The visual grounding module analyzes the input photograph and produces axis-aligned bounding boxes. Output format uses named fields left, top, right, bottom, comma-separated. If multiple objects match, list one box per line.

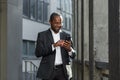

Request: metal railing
left=22, top=60, right=41, bottom=80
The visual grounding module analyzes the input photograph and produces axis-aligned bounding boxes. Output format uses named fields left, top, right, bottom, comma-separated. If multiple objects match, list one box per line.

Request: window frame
left=57, top=0, right=73, bottom=31
left=23, top=0, right=50, bottom=24
left=22, top=40, right=37, bottom=59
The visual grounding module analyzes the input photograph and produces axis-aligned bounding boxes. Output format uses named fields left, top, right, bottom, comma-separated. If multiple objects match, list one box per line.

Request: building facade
left=72, top=0, right=120, bottom=80
left=72, top=0, right=109, bottom=80
left=0, top=0, right=120, bottom=80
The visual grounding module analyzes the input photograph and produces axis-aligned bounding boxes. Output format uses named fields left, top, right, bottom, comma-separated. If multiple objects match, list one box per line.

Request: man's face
left=50, top=16, right=62, bottom=33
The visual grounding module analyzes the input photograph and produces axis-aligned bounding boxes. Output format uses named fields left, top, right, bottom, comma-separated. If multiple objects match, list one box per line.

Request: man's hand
left=53, top=40, right=65, bottom=47
left=53, top=40, right=72, bottom=52
left=63, top=40, right=72, bottom=52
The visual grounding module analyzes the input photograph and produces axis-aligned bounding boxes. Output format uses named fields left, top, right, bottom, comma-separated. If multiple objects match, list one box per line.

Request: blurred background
left=0, top=0, right=119, bottom=80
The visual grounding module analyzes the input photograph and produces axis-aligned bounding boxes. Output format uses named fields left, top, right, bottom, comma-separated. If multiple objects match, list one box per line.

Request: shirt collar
left=50, top=28, right=62, bottom=34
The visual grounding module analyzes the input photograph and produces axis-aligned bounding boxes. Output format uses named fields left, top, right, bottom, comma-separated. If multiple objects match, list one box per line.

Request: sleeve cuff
left=52, top=44, right=55, bottom=51
left=68, top=47, right=75, bottom=56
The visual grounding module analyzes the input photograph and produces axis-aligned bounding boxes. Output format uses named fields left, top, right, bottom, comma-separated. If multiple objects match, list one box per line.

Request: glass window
left=61, top=0, right=65, bottom=11
left=23, top=40, right=27, bottom=56
left=69, top=17, right=72, bottom=31
left=57, top=0, right=73, bottom=31
left=66, top=15, right=71, bottom=30
left=29, top=41, right=35, bottom=56
left=57, top=0, right=61, bottom=10
left=43, top=2, right=49, bottom=23
left=23, top=40, right=36, bottom=58
left=38, top=0, right=43, bottom=21
left=65, top=16, right=68, bottom=30
left=23, top=0, right=29, bottom=17
left=23, top=0, right=50, bottom=23
left=69, top=0, right=72, bottom=14
left=30, top=0, right=37, bottom=20
left=62, top=12, right=65, bottom=29
left=65, top=0, right=69, bottom=12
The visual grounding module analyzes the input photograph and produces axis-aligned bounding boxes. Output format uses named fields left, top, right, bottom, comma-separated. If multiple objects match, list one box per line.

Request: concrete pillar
left=0, top=0, right=22, bottom=80
left=72, top=0, right=82, bottom=80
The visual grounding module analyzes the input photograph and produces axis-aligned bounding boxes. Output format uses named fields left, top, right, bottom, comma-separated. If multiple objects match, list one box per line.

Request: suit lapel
left=46, top=29, right=54, bottom=44
left=46, top=29, right=66, bottom=45
left=60, top=31, right=66, bottom=57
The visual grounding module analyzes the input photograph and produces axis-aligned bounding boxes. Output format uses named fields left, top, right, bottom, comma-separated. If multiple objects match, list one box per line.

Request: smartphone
left=66, top=36, right=71, bottom=41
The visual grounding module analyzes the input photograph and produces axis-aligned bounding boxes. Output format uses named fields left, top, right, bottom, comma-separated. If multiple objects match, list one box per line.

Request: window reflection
left=57, top=0, right=72, bottom=31
left=23, top=40, right=35, bottom=58
left=23, top=0, right=29, bottom=17
left=23, top=0, right=72, bottom=29
left=30, top=0, right=37, bottom=20
left=38, top=0, right=43, bottom=21
left=23, top=0, right=50, bottom=23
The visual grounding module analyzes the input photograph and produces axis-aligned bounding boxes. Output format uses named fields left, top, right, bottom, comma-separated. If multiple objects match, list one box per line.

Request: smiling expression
left=49, top=16, right=62, bottom=33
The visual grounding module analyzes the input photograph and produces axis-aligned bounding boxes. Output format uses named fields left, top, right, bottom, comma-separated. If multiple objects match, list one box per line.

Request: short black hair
left=49, top=12, right=60, bottom=21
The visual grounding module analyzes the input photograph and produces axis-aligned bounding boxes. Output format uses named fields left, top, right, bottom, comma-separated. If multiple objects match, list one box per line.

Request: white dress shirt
left=50, top=29, right=75, bottom=65
left=50, top=29, right=63, bottom=65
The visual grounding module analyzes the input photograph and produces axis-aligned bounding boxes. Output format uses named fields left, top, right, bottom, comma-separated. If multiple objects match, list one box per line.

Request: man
left=35, top=12, right=76, bottom=80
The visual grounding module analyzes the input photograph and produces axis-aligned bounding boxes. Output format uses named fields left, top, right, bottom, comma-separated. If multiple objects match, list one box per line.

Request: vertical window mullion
left=28, top=0, right=30, bottom=18
left=43, top=1, right=44, bottom=22
left=36, top=0, right=38, bottom=21
left=35, top=0, right=37, bottom=20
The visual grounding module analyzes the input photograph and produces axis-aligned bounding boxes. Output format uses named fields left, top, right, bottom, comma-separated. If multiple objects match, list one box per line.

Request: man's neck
left=50, top=28, right=62, bottom=34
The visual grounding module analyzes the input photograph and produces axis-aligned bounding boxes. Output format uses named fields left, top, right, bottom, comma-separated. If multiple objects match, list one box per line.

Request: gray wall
left=72, top=0, right=108, bottom=80
left=94, top=0, right=108, bottom=62
left=0, top=0, right=22, bottom=80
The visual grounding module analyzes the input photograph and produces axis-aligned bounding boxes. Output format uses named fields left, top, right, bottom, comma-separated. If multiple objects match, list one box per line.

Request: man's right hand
left=53, top=40, right=65, bottom=47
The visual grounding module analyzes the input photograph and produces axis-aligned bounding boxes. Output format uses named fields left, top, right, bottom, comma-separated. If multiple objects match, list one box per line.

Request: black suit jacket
left=35, top=29, right=75, bottom=79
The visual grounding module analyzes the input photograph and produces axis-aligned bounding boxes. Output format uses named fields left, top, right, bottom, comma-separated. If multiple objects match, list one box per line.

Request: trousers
left=42, top=65, right=67, bottom=80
